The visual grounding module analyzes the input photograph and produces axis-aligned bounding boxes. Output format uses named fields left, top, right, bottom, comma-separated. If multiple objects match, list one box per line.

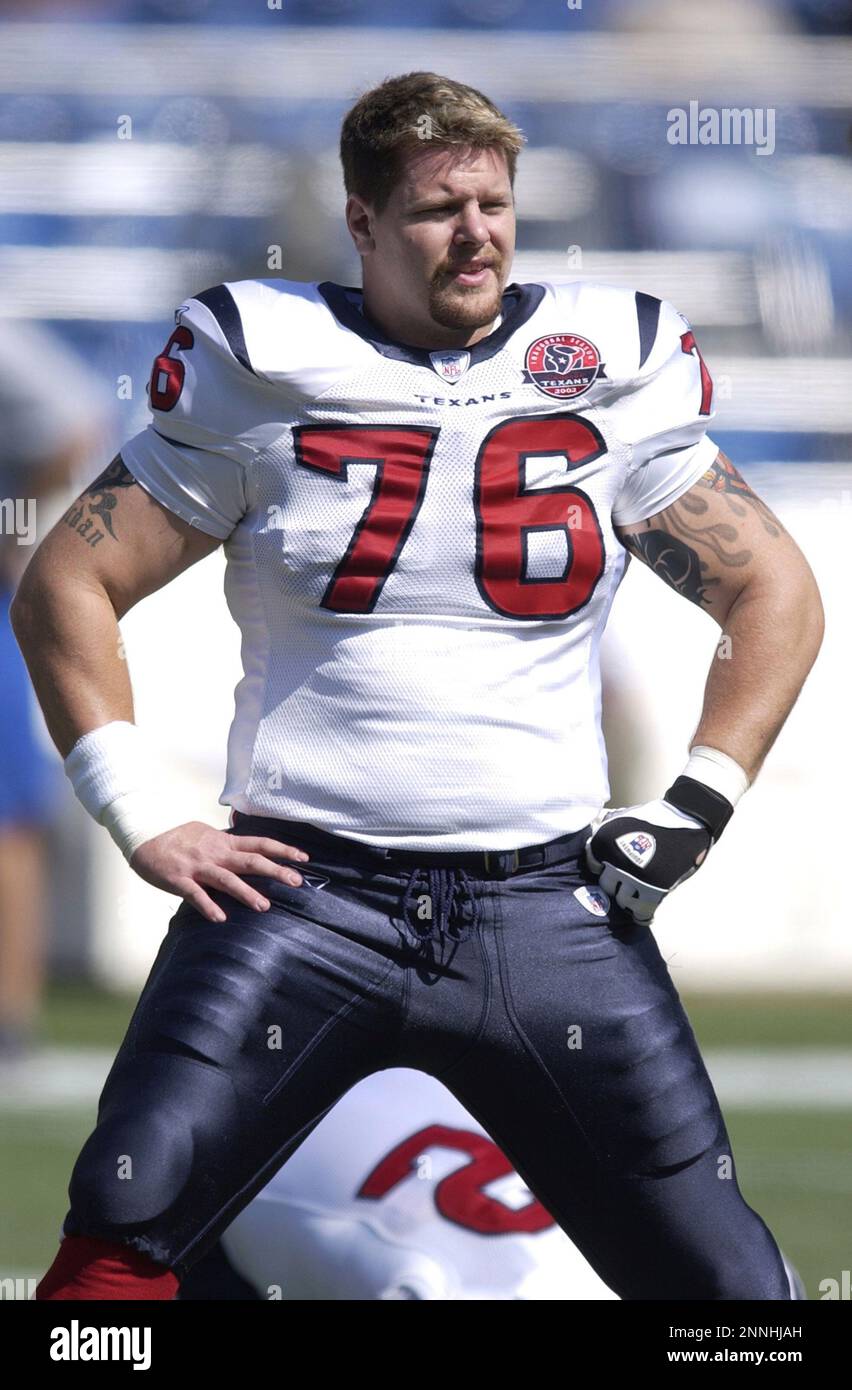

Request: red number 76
left=292, top=414, right=607, bottom=621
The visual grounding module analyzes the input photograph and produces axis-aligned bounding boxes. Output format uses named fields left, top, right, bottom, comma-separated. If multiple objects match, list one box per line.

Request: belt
left=231, top=812, right=591, bottom=882
left=230, top=814, right=591, bottom=954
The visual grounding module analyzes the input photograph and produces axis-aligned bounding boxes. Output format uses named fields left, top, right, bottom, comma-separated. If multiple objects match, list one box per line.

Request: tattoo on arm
left=699, top=453, right=783, bottom=539
left=62, top=454, right=137, bottom=548
left=619, top=451, right=785, bottom=609
left=620, top=528, right=719, bottom=606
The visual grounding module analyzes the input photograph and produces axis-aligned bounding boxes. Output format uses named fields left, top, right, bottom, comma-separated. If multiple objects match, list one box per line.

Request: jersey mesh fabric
left=127, top=278, right=718, bottom=850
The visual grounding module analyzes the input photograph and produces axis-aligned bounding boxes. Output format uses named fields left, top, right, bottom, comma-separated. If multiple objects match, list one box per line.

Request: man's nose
left=453, top=204, right=489, bottom=243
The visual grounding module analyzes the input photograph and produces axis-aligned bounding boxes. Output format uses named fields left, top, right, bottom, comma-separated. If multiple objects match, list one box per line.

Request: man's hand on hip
left=585, top=799, right=712, bottom=925
left=129, top=823, right=311, bottom=923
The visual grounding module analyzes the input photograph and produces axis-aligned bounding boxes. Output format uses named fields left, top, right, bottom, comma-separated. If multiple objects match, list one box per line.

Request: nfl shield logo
left=574, top=885, right=610, bottom=917
left=429, top=349, right=471, bottom=382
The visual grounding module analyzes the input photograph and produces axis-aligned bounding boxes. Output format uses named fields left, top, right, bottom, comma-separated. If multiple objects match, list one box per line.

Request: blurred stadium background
left=1, top=0, right=850, bottom=1299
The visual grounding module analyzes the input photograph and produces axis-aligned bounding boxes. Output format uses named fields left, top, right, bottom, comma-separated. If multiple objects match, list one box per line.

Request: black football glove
left=585, top=775, right=735, bottom=924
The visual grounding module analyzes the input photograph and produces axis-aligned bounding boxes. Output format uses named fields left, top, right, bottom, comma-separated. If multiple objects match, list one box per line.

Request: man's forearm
left=690, top=565, right=824, bottom=783
left=10, top=579, right=134, bottom=760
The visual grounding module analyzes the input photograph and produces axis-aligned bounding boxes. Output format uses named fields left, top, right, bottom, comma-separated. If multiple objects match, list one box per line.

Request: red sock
left=35, top=1235, right=180, bottom=1300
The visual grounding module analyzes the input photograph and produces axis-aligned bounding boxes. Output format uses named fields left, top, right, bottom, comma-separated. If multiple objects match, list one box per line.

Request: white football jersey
left=121, top=277, right=718, bottom=849
left=219, top=1067, right=618, bottom=1300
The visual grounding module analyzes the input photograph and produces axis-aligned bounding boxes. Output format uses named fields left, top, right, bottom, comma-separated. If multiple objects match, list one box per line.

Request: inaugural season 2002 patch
left=523, top=333, right=606, bottom=400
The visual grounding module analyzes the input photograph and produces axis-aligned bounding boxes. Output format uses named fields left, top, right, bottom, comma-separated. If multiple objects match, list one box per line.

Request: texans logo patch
left=522, top=333, right=607, bottom=400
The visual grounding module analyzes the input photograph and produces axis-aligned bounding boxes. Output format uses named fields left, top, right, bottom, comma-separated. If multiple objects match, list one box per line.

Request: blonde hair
left=340, top=71, right=525, bottom=212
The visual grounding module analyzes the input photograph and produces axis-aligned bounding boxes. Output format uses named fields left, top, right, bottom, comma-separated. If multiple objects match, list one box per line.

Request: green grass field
left=3, top=983, right=850, bottom=1297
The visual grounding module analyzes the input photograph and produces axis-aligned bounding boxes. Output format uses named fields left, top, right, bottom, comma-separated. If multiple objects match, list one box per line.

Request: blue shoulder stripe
left=634, top=291, right=662, bottom=369
left=193, top=284, right=255, bottom=376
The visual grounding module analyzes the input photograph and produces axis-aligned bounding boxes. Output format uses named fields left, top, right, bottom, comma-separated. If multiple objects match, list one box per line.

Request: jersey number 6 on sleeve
left=293, top=416, right=606, bottom=621
left=148, top=326, right=194, bottom=412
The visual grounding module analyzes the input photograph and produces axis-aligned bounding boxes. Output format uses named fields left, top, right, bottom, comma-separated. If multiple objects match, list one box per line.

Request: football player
left=16, top=72, right=823, bottom=1301
left=174, top=1067, right=807, bottom=1300
left=179, top=1067, right=620, bottom=1301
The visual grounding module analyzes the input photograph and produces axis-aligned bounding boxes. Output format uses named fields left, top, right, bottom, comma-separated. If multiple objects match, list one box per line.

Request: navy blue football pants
left=62, top=814, right=791, bottom=1299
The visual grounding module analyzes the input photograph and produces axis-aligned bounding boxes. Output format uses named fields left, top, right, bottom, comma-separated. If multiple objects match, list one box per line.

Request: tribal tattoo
left=698, top=453, right=783, bottom=539
left=620, top=527, right=719, bottom=607
left=619, top=452, right=785, bottom=609
left=62, top=454, right=137, bottom=548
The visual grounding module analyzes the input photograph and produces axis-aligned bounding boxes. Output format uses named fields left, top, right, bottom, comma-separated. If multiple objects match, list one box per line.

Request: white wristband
left=684, top=745, right=750, bottom=808
left=64, top=721, right=180, bottom=862
left=100, top=790, right=179, bottom=863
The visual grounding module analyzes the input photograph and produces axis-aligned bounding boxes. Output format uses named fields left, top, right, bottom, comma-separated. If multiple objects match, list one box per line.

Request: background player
left=177, top=1066, right=807, bottom=1301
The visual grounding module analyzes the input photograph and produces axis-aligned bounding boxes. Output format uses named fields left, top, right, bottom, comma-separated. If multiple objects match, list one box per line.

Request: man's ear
left=345, top=195, right=376, bottom=256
